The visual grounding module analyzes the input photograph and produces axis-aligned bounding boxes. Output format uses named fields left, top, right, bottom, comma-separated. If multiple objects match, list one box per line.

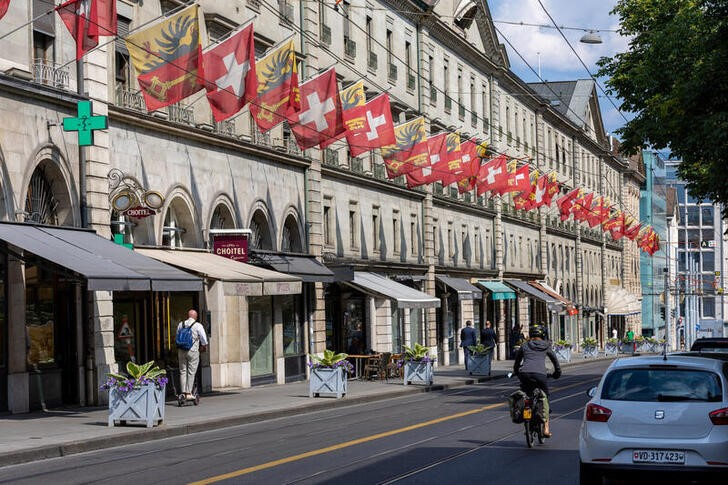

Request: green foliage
left=309, top=349, right=348, bottom=368
left=554, top=340, right=572, bottom=349
left=606, top=337, right=619, bottom=345
left=107, top=361, right=166, bottom=381
left=467, top=344, right=494, bottom=356
left=597, top=0, right=728, bottom=216
left=403, top=343, right=431, bottom=361
left=582, top=337, right=598, bottom=348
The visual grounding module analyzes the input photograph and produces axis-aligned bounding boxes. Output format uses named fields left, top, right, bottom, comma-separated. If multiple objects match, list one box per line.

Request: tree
left=598, top=0, right=728, bottom=215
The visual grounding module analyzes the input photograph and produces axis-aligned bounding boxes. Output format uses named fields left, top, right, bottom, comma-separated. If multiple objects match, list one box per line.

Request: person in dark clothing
left=513, top=324, right=561, bottom=437
left=480, top=320, right=497, bottom=363
left=510, top=324, right=525, bottom=359
left=460, top=320, right=478, bottom=369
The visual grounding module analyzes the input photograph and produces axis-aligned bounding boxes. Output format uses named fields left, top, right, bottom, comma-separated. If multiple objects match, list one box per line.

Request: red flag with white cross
left=476, top=155, right=508, bottom=196
left=513, top=168, right=538, bottom=210
left=346, top=93, right=395, bottom=156
left=430, top=133, right=463, bottom=186
left=503, top=163, right=531, bottom=195
left=289, top=68, right=345, bottom=149
left=406, top=132, right=446, bottom=188
left=57, top=0, right=116, bottom=60
left=203, top=23, right=257, bottom=122
left=456, top=140, right=482, bottom=193
left=556, top=188, right=580, bottom=221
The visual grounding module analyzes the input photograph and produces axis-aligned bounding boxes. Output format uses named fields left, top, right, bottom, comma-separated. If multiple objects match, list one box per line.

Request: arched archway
left=24, top=161, right=75, bottom=226
left=249, top=208, right=274, bottom=250
left=162, top=196, right=199, bottom=248
left=210, top=202, right=236, bottom=230
left=281, top=213, right=304, bottom=253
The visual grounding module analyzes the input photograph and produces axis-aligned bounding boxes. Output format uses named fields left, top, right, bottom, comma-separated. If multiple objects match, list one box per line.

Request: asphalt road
left=0, top=360, right=610, bottom=485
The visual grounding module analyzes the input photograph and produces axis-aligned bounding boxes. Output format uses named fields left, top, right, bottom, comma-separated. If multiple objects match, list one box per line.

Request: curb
left=0, top=357, right=616, bottom=468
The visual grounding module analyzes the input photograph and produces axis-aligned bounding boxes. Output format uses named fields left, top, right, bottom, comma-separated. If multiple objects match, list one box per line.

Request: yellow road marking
left=189, top=379, right=594, bottom=484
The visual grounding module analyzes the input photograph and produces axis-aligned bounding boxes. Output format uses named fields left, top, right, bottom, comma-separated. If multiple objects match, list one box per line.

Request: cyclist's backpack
left=508, top=390, right=527, bottom=423
left=175, top=322, right=194, bottom=351
left=532, top=388, right=547, bottom=421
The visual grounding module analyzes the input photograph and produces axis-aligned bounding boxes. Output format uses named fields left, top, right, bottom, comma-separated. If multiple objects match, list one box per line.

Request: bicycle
left=508, top=372, right=553, bottom=448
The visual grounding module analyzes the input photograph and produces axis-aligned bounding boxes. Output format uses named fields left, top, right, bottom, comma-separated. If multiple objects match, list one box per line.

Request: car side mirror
left=587, top=386, right=597, bottom=398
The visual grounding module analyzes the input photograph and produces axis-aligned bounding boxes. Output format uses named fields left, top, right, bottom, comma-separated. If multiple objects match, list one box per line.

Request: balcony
left=323, top=148, right=338, bottom=166
left=115, top=86, right=145, bottom=112
left=32, top=59, right=70, bottom=90
left=367, top=51, right=377, bottom=71
left=407, top=72, right=416, bottom=92
left=444, top=95, right=452, bottom=112
left=458, top=104, right=465, bottom=120
left=350, top=156, right=363, bottom=173
left=483, top=118, right=489, bottom=132
left=434, top=182, right=444, bottom=195
left=430, top=86, right=437, bottom=104
left=388, top=63, right=397, bottom=82
left=168, top=103, right=194, bottom=126
left=213, top=118, right=235, bottom=137
left=284, top=138, right=303, bottom=156
left=253, top=127, right=271, bottom=146
left=374, top=162, right=386, bottom=179
left=321, top=24, right=332, bottom=45
left=344, top=38, right=356, bottom=60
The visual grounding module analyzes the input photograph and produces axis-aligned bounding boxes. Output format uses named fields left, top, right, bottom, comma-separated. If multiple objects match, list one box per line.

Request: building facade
left=665, top=158, right=727, bottom=344
left=0, top=0, right=641, bottom=413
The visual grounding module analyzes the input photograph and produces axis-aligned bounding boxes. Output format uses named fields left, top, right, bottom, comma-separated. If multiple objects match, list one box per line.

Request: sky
left=489, top=0, right=633, bottom=137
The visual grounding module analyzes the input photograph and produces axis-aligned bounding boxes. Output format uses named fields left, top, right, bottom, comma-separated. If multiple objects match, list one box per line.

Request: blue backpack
left=176, top=322, right=194, bottom=351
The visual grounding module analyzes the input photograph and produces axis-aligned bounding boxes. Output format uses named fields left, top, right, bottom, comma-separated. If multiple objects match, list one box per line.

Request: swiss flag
left=513, top=169, right=538, bottom=210
left=289, top=68, right=344, bottom=149
left=430, top=133, right=463, bottom=186
left=203, top=24, right=257, bottom=122
left=572, top=191, right=594, bottom=223
left=556, top=188, right=579, bottom=221
left=504, top=163, right=531, bottom=195
left=347, top=94, right=395, bottom=156
left=57, top=0, right=116, bottom=60
left=542, top=172, right=561, bottom=206
left=456, top=140, right=481, bottom=193
left=476, top=155, right=508, bottom=196
left=406, top=132, right=446, bottom=189
left=529, top=173, right=549, bottom=209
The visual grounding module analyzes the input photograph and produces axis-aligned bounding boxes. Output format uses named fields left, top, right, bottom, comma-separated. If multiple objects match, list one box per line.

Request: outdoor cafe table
left=347, top=354, right=378, bottom=380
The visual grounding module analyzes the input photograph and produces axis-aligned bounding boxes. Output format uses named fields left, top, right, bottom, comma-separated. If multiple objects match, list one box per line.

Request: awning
left=251, top=252, right=335, bottom=283
left=436, top=275, right=482, bottom=300
left=605, top=286, right=641, bottom=316
left=477, top=281, right=516, bottom=300
left=505, top=279, right=562, bottom=312
left=530, top=281, right=577, bottom=315
left=0, top=223, right=202, bottom=291
left=346, top=272, right=440, bottom=309
left=136, top=248, right=301, bottom=296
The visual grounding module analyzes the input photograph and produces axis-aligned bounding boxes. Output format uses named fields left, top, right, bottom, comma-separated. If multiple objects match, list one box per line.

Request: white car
left=579, top=355, right=728, bottom=483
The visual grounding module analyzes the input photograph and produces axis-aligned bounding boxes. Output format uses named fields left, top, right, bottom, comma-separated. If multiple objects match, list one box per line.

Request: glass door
left=249, top=296, right=274, bottom=378
left=448, top=294, right=459, bottom=364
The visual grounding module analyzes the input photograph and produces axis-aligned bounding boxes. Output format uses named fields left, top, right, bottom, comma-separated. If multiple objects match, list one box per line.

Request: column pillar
left=7, top=251, right=28, bottom=413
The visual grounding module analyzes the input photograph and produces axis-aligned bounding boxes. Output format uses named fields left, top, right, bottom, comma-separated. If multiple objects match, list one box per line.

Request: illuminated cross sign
left=63, top=101, right=108, bottom=146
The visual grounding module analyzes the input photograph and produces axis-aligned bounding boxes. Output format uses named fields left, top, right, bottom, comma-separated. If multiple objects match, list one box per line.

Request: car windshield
left=601, top=368, right=723, bottom=402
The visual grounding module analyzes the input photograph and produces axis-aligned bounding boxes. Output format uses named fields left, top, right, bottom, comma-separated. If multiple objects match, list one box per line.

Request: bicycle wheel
left=524, top=421, right=533, bottom=448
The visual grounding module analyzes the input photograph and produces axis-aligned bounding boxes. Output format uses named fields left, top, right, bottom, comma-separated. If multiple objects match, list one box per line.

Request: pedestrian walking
left=481, top=320, right=497, bottom=363
left=510, top=324, right=525, bottom=359
left=460, top=320, right=477, bottom=370
left=176, top=309, right=208, bottom=400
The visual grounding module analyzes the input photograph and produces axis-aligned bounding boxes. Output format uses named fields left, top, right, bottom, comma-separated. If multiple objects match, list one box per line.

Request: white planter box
left=108, top=384, right=165, bottom=428
left=620, top=342, right=636, bottom=354
left=404, top=361, right=433, bottom=386
left=604, top=343, right=619, bottom=356
left=582, top=346, right=598, bottom=359
left=554, top=347, right=572, bottom=362
left=466, top=354, right=492, bottom=376
left=309, top=367, right=347, bottom=398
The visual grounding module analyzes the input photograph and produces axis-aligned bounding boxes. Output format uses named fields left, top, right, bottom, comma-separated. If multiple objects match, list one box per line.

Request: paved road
left=0, top=360, right=609, bottom=485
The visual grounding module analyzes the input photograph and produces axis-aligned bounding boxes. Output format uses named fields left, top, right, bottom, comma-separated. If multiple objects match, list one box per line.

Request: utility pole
left=664, top=267, right=671, bottom=351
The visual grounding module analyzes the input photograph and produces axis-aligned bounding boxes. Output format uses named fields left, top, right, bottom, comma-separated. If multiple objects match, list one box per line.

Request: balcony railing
left=367, top=51, right=377, bottom=71
left=323, top=148, right=338, bottom=166
left=213, top=118, right=235, bottom=137
left=350, top=157, right=363, bottom=173
left=388, top=63, right=397, bottom=82
left=407, top=72, right=416, bottom=91
left=32, top=59, right=70, bottom=90
left=279, top=0, right=294, bottom=23
left=284, top=138, right=303, bottom=156
left=168, top=103, right=194, bottom=125
left=247, top=0, right=261, bottom=10
left=434, top=182, right=444, bottom=195
left=374, top=162, right=386, bottom=179
left=253, top=127, right=271, bottom=146
left=344, top=38, right=356, bottom=59
left=115, top=86, right=146, bottom=112
left=321, top=24, right=332, bottom=45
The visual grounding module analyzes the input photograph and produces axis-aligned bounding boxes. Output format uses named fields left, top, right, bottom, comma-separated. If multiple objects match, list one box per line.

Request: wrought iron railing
left=213, top=118, right=235, bottom=137
left=32, top=59, right=70, bottom=90
left=168, top=103, right=194, bottom=125
left=115, top=86, right=146, bottom=112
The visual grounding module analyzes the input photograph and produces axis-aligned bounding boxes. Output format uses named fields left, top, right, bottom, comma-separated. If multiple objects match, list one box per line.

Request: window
left=470, top=77, right=476, bottom=113
left=392, top=210, right=400, bottom=253
left=447, top=222, right=454, bottom=257
left=386, top=29, right=393, bottom=71
left=702, top=250, right=715, bottom=272
left=505, top=105, right=511, bottom=138
left=372, top=206, right=380, bottom=251
left=461, top=225, right=467, bottom=259
left=474, top=229, right=480, bottom=263
left=432, top=218, right=439, bottom=257
left=701, top=206, right=714, bottom=226
left=343, top=0, right=351, bottom=42
left=443, top=60, right=450, bottom=110
left=601, top=368, right=722, bottom=402
left=702, top=297, right=715, bottom=318
left=481, top=84, right=489, bottom=128
left=366, top=16, right=373, bottom=55
left=349, top=202, right=359, bottom=249
left=405, top=41, right=412, bottom=74
left=428, top=56, right=435, bottom=105
left=457, top=68, right=463, bottom=107
left=323, top=196, right=333, bottom=246
left=410, top=214, right=417, bottom=255
left=687, top=207, right=700, bottom=226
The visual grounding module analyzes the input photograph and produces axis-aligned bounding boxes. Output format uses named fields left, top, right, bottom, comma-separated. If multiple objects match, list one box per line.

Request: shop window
left=249, top=296, right=274, bottom=377
left=25, top=264, right=55, bottom=367
left=702, top=250, right=715, bottom=272
left=281, top=295, right=303, bottom=356
left=25, top=167, right=59, bottom=225
left=702, top=297, right=715, bottom=318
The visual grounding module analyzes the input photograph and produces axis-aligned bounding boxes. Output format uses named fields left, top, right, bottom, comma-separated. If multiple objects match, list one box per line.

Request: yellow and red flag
left=513, top=169, right=539, bottom=210
left=542, top=172, right=561, bottom=206
left=429, top=133, right=462, bottom=186
left=250, top=38, right=300, bottom=133
left=456, top=140, right=481, bottom=193
left=406, top=132, right=446, bottom=189
left=381, top=117, right=428, bottom=179
left=339, top=80, right=367, bottom=152
left=125, top=5, right=203, bottom=111
left=556, top=188, right=579, bottom=221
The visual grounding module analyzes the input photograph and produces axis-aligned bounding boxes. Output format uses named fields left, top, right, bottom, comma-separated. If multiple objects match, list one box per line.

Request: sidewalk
left=0, top=354, right=614, bottom=467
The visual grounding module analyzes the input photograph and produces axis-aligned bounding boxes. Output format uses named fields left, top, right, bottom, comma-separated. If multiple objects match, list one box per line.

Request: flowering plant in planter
left=467, top=343, right=494, bottom=356
left=100, top=361, right=168, bottom=392
left=581, top=337, right=598, bottom=348
left=308, top=349, right=354, bottom=375
left=403, top=343, right=436, bottom=363
left=553, top=340, right=573, bottom=351
left=606, top=337, right=619, bottom=345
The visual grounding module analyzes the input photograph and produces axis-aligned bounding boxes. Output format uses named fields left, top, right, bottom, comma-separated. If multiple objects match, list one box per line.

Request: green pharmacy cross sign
left=63, top=101, right=108, bottom=146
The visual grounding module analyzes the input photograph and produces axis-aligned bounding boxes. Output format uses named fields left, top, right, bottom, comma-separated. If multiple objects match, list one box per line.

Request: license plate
left=632, top=450, right=685, bottom=464
left=523, top=408, right=532, bottom=420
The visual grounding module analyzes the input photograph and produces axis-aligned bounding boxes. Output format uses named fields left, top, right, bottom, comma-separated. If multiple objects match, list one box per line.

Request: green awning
left=477, top=281, right=517, bottom=301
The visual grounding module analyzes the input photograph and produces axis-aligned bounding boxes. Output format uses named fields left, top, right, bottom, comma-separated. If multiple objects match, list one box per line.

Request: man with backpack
left=176, top=309, right=208, bottom=400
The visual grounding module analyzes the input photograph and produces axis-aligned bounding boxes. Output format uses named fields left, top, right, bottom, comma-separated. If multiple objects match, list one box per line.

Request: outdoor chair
left=388, top=353, right=403, bottom=379
left=363, top=355, right=382, bottom=380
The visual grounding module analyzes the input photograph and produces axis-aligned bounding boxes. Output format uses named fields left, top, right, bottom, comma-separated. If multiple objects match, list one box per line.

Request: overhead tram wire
left=535, top=0, right=629, bottom=124
left=57, top=0, right=650, bottom=236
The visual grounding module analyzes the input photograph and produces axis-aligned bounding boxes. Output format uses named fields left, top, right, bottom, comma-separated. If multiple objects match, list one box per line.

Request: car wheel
left=579, top=462, right=600, bottom=485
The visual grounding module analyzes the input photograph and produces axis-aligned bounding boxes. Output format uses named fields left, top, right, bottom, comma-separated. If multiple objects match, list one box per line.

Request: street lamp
left=580, top=30, right=603, bottom=44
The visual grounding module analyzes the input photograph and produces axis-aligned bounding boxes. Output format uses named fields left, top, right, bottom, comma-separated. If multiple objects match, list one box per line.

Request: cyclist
left=513, top=324, right=561, bottom=437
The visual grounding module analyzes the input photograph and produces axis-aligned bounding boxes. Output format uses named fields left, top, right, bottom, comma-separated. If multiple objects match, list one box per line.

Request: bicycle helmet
left=529, top=324, right=546, bottom=339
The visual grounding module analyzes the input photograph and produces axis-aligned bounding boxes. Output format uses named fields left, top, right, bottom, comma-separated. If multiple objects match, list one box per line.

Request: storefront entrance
left=324, top=284, right=367, bottom=355
left=249, top=296, right=274, bottom=382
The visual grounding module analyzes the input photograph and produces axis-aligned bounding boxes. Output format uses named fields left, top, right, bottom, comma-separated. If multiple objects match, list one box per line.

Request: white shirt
left=177, top=318, right=208, bottom=352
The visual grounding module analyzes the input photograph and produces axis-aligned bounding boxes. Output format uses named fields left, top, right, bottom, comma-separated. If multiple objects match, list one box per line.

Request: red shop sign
left=122, top=206, right=156, bottom=219
left=213, top=234, right=248, bottom=262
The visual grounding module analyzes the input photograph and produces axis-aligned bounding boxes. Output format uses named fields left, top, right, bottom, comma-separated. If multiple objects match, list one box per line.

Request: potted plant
left=644, top=336, right=660, bottom=353
left=553, top=340, right=573, bottom=362
left=403, top=343, right=435, bottom=386
left=102, top=361, right=168, bottom=428
left=466, top=344, right=494, bottom=376
left=620, top=336, right=636, bottom=354
left=581, top=337, right=598, bottom=358
left=308, top=349, right=353, bottom=398
left=605, top=337, right=619, bottom=355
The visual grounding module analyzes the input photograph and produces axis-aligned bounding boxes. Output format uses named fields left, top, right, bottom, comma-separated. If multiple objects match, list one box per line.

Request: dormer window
left=454, top=1, right=478, bottom=30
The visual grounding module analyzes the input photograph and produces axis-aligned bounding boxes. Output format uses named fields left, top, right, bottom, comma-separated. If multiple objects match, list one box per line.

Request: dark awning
left=505, top=279, right=562, bottom=312
left=252, top=252, right=335, bottom=283
left=0, top=223, right=202, bottom=291
left=436, top=275, right=482, bottom=300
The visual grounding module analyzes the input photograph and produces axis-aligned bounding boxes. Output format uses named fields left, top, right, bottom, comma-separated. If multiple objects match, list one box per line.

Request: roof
left=608, top=355, right=727, bottom=372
